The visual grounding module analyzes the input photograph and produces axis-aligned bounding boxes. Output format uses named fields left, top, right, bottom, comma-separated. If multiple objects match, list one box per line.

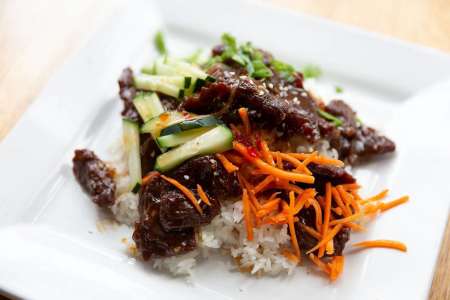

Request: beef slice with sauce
left=72, top=149, right=116, bottom=207
left=133, top=173, right=197, bottom=259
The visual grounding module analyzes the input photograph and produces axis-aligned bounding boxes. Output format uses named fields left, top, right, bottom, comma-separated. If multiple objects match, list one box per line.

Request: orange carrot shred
left=329, top=212, right=363, bottom=226
left=379, top=195, right=409, bottom=212
left=301, top=224, right=321, bottom=239
left=276, top=152, right=312, bottom=175
left=319, top=182, right=333, bottom=257
left=329, top=256, right=344, bottom=281
left=306, top=224, right=343, bottom=254
left=216, top=153, right=239, bottom=173
left=282, top=249, right=300, bottom=264
left=254, top=175, right=274, bottom=194
left=288, top=153, right=344, bottom=167
left=352, top=240, right=407, bottom=252
left=308, top=198, right=323, bottom=232
left=234, top=142, right=315, bottom=184
left=332, top=187, right=352, bottom=217
left=361, top=189, right=389, bottom=204
left=161, top=175, right=203, bottom=214
left=259, top=139, right=275, bottom=166
left=238, top=107, right=251, bottom=135
left=242, top=189, right=253, bottom=241
left=196, top=184, right=211, bottom=206
left=224, top=152, right=244, bottom=165
left=287, top=205, right=301, bottom=259
left=308, top=253, right=330, bottom=274
left=337, top=185, right=360, bottom=213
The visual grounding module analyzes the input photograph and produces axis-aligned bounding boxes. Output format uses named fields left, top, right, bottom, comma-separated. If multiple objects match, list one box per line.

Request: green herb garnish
left=317, top=109, right=343, bottom=127
left=302, top=64, right=322, bottom=79
left=272, top=59, right=296, bottom=82
left=335, top=86, right=344, bottom=93
left=154, top=31, right=167, bottom=55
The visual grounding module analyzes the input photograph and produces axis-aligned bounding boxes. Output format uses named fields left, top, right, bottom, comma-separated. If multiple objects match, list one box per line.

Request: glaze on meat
left=72, top=149, right=116, bottom=207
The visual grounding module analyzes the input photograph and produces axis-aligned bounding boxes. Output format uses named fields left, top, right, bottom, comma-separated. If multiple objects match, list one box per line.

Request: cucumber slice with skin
left=154, top=125, right=233, bottom=172
left=156, top=127, right=213, bottom=148
left=159, top=115, right=221, bottom=136
left=165, top=57, right=208, bottom=80
left=122, top=119, right=142, bottom=193
left=133, top=74, right=190, bottom=99
left=140, top=111, right=187, bottom=138
left=133, top=92, right=165, bottom=122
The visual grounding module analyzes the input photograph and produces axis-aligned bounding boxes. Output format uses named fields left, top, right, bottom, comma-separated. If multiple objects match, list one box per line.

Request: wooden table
left=0, top=1, right=449, bottom=299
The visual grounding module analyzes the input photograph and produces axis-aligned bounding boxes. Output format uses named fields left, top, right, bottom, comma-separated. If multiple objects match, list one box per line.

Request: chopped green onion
left=272, top=59, right=296, bottom=82
left=252, top=60, right=273, bottom=78
left=335, top=86, right=344, bottom=93
left=154, top=31, right=167, bottom=55
left=302, top=64, right=322, bottom=79
left=317, top=109, right=343, bottom=127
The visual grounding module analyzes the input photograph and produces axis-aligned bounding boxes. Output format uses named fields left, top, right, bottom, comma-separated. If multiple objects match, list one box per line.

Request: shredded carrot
left=301, top=151, right=318, bottom=167
left=344, top=222, right=366, bottom=231
left=341, top=183, right=361, bottom=191
left=287, top=194, right=301, bottom=259
left=242, top=189, right=253, bottom=241
left=337, top=185, right=360, bottom=213
left=379, top=195, right=409, bottom=212
left=288, top=153, right=344, bottom=167
left=266, top=191, right=281, bottom=202
left=329, top=256, right=344, bottom=281
left=161, top=175, right=203, bottom=214
left=234, top=142, right=315, bottom=184
left=248, top=189, right=262, bottom=210
left=306, top=224, right=343, bottom=254
left=319, top=183, right=333, bottom=257
left=326, top=239, right=334, bottom=255
left=282, top=249, right=300, bottom=264
left=308, top=198, right=323, bottom=232
left=259, top=139, right=275, bottom=166
left=224, top=152, right=244, bottom=165
left=361, top=189, right=389, bottom=204
left=352, top=240, right=407, bottom=252
left=308, top=253, right=330, bottom=274
left=142, top=171, right=158, bottom=185
left=293, top=189, right=315, bottom=214
left=329, top=212, right=362, bottom=226
left=275, top=152, right=312, bottom=175
left=275, top=151, right=283, bottom=169
left=254, top=175, right=274, bottom=194
left=301, top=224, right=321, bottom=239
left=216, top=153, right=238, bottom=173
left=238, top=107, right=251, bottom=135
left=196, top=184, right=211, bottom=206
left=332, top=207, right=343, bottom=216
left=331, top=187, right=352, bottom=217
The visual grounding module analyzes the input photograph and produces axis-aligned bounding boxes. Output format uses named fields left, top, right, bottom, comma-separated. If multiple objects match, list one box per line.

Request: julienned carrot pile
left=217, top=120, right=409, bottom=281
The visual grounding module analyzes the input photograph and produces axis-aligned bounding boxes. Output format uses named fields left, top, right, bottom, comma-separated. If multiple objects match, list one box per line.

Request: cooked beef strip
left=325, top=100, right=396, bottom=164
left=118, top=67, right=140, bottom=122
left=167, top=155, right=241, bottom=199
left=140, top=134, right=160, bottom=175
left=133, top=172, right=197, bottom=259
left=307, top=163, right=355, bottom=193
left=159, top=189, right=221, bottom=230
left=72, top=149, right=116, bottom=207
left=133, top=155, right=241, bottom=258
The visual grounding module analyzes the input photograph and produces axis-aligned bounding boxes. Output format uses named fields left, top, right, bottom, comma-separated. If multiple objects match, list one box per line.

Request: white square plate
left=1, top=0, right=450, bottom=299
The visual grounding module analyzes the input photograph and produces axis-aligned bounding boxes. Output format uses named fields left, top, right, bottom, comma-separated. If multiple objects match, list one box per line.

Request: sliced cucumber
left=159, top=115, right=221, bottom=136
left=133, top=74, right=190, bottom=98
left=165, top=57, right=208, bottom=80
left=156, top=127, right=212, bottom=148
left=140, top=111, right=187, bottom=138
left=122, top=119, right=142, bottom=192
left=141, top=63, right=155, bottom=75
left=133, top=92, right=165, bottom=122
left=154, top=125, right=233, bottom=172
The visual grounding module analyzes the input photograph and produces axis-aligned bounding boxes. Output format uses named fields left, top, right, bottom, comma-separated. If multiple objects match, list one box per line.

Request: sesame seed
left=184, top=175, right=190, bottom=180
left=268, top=83, right=274, bottom=89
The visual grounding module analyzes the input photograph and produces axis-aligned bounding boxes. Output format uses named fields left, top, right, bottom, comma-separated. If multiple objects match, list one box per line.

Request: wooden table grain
left=0, top=1, right=449, bottom=299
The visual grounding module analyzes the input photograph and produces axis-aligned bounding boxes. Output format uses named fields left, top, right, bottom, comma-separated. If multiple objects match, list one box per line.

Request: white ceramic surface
left=1, top=0, right=450, bottom=299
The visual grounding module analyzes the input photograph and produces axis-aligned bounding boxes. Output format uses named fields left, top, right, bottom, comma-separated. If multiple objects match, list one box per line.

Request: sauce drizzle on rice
left=218, top=118, right=409, bottom=281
